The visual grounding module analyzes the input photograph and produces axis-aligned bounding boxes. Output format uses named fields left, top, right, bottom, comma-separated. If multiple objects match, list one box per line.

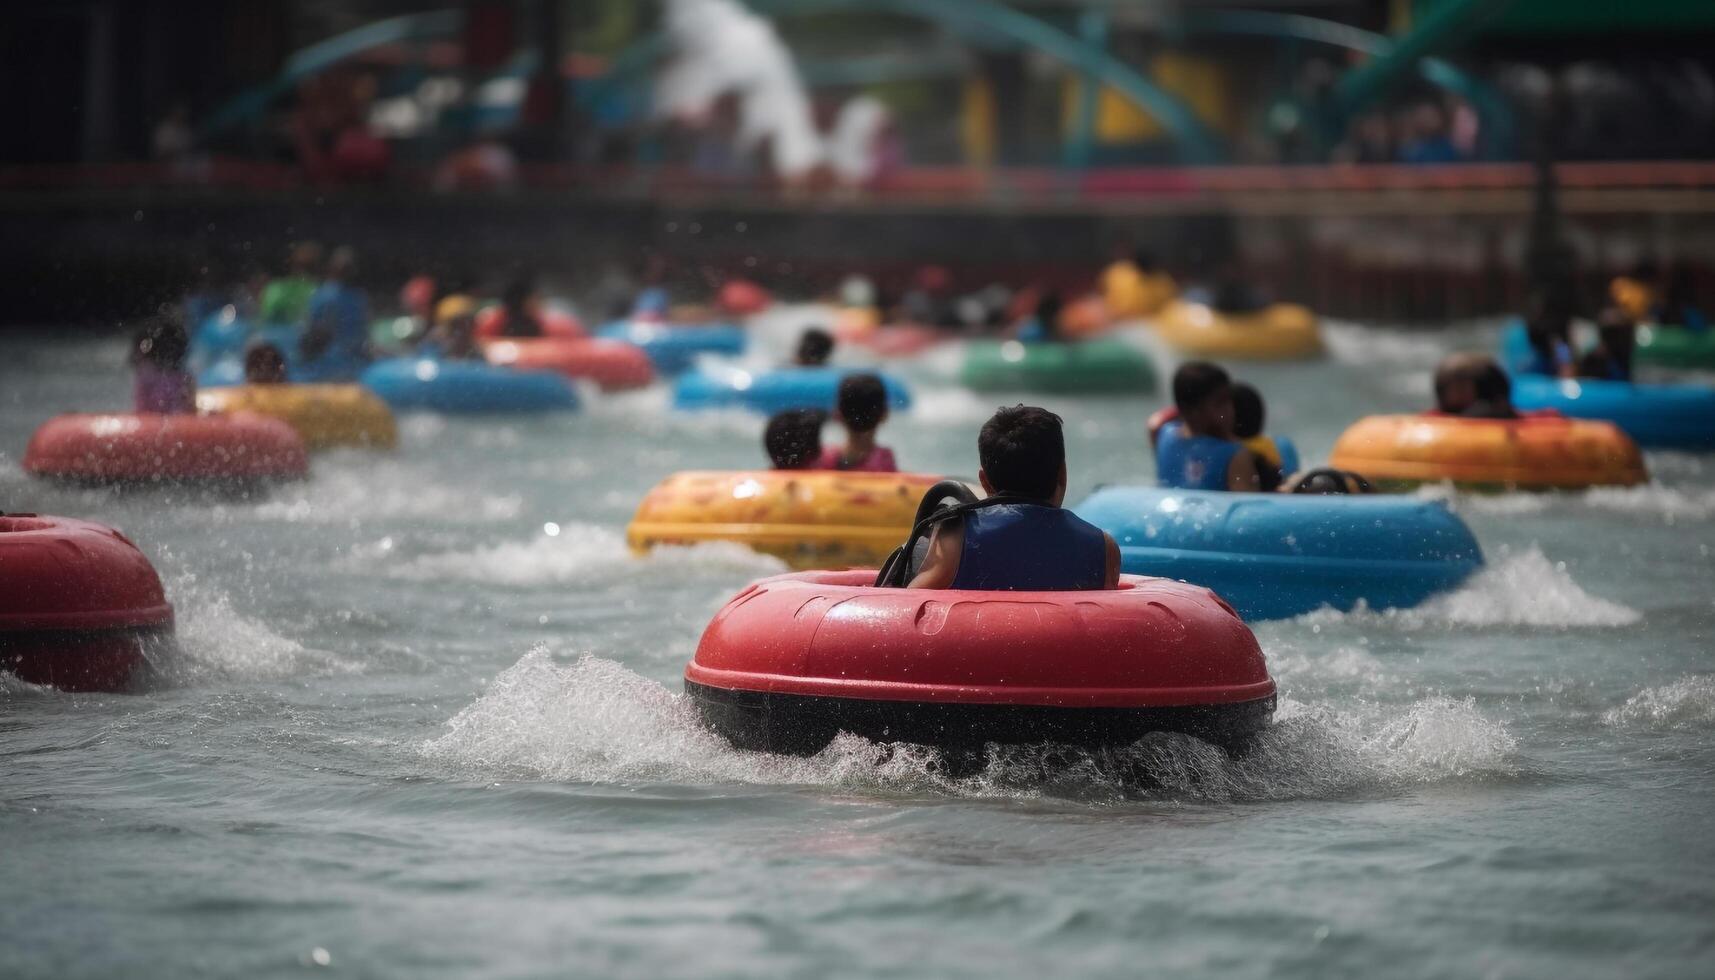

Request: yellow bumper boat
left=627, top=470, right=944, bottom=569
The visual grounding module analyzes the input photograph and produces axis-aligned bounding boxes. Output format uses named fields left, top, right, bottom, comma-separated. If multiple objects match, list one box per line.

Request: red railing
left=4, top=158, right=1715, bottom=199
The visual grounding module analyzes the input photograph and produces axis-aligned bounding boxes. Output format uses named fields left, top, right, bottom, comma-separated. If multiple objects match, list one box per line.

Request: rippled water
left=3, top=312, right=1713, bottom=979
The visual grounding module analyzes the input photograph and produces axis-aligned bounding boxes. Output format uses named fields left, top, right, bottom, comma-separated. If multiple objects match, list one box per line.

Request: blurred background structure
left=4, top=0, right=1714, bottom=324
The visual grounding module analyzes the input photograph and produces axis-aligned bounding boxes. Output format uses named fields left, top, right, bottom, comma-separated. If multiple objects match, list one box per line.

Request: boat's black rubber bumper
left=686, top=680, right=1276, bottom=756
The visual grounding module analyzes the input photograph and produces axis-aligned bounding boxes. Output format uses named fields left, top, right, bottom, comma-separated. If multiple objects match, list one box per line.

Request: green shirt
left=259, top=276, right=317, bottom=326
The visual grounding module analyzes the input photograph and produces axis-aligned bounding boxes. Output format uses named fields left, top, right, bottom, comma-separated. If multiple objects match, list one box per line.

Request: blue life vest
left=1156, top=423, right=1240, bottom=491
left=950, top=503, right=1107, bottom=591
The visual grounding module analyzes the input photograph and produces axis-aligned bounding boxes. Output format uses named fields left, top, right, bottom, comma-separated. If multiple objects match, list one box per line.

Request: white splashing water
left=1299, top=546, right=1639, bottom=629
left=1417, top=481, right=1715, bottom=522
left=421, top=651, right=1518, bottom=803
left=1602, top=676, right=1715, bottom=731
left=386, top=522, right=784, bottom=587
left=656, top=0, right=824, bottom=178
left=245, top=465, right=523, bottom=525
left=1321, top=318, right=1465, bottom=366
left=167, top=572, right=359, bottom=682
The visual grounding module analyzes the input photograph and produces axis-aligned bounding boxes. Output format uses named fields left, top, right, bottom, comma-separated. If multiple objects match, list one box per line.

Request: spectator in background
left=1398, top=102, right=1462, bottom=164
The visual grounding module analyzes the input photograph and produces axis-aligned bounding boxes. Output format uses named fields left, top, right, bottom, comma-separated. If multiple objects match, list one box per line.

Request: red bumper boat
left=686, top=569, right=1276, bottom=755
left=481, top=337, right=656, bottom=391
left=0, top=514, right=174, bottom=691
left=24, top=413, right=308, bottom=487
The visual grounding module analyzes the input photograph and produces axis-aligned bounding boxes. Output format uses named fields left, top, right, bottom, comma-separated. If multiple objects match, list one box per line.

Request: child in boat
left=243, top=343, right=289, bottom=384
left=259, top=241, right=323, bottom=328
left=1578, top=306, right=1635, bottom=381
left=1431, top=353, right=1487, bottom=415
left=764, top=409, right=826, bottom=470
left=1154, top=362, right=1261, bottom=492
left=299, top=246, right=371, bottom=381
left=132, top=316, right=195, bottom=414
left=494, top=277, right=545, bottom=338
left=1521, top=288, right=1576, bottom=378
left=794, top=328, right=835, bottom=367
left=1463, top=361, right=1520, bottom=419
left=1230, top=382, right=1287, bottom=492
left=818, top=374, right=898, bottom=472
left=910, top=405, right=1119, bottom=590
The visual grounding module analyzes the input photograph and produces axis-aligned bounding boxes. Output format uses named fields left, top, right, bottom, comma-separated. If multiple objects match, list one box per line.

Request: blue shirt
left=1156, top=423, right=1241, bottom=491
left=950, top=502, right=1107, bottom=591
left=299, top=282, right=370, bottom=381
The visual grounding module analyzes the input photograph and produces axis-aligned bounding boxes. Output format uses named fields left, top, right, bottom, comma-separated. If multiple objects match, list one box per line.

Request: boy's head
left=503, top=277, right=535, bottom=312
left=327, top=246, right=357, bottom=281
left=1230, top=382, right=1265, bottom=439
left=135, top=316, right=189, bottom=369
left=764, top=409, right=826, bottom=469
left=244, top=343, right=288, bottom=384
left=978, top=405, right=1067, bottom=504
left=836, top=373, right=889, bottom=434
left=795, top=328, right=835, bottom=367
left=1469, top=359, right=1513, bottom=414
left=1433, top=353, right=1486, bottom=414
left=289, top=241, right=323, bottom=276
left=1596, top=304, right=1636, bottom=355
left=1172, top=361, right=1234, bottom=438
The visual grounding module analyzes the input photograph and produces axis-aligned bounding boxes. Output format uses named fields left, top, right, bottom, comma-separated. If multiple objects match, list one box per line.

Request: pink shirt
left=816, top=445, right=898, bottom=473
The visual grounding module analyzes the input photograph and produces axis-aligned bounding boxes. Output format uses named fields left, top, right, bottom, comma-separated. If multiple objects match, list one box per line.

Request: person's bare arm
left=1103, top=532, right=1121, bottom=589
left=1226, top=448, right=1261, bottom=492
left=907, top=521, right=962, bottom=589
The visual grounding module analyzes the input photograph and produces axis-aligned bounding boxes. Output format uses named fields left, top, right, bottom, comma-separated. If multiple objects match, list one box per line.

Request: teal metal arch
left=199, top=9, right=465, bottom=139
left=198, top=1, right=1222, bottom=163
left=1178, top=8, right=1517, bottom=158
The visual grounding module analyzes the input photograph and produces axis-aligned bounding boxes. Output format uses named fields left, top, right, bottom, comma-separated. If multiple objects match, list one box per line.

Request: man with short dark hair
left=1155, top=361, right=1260, bottom=491
left=909, top=405, right=1120, bottom=590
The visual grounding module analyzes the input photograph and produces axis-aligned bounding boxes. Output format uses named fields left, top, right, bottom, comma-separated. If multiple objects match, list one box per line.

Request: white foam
left=1413, top=483, right=1551, bottom=516
left=422, top=652, right=1518, bottom=802
left=1601, top=676, right=1715, bottom=731
left=1300, top=546, right=1640, bottom=629
left=387, top=522, right=784, bottom=586
left=1321, top=319, right=1463, bottom=366
left=246, top=465, right=523, bottom=525
left=1579, top=484, right=1715, bottom=521
left=167, top=571, right=359, bottom=682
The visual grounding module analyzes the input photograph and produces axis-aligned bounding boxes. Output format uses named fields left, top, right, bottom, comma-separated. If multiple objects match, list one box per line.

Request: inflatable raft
left=1153, top=301, right=1323, bottom=360
left=481, top=337, right=655, bottom=391
left=628, top=470, right=941, bottom=569
left=196, top=384, right=397, bottom=451
left=1075, top=486, right=1482, bottom=620
left=595, top=320, right=746, bottom=374
left=1635, top=324, right=1715, bottom=371
left=361, top=358, right=580, bottom=414
left=23, top=413, right=308, bottom=487
left=673, top=366, right=912, bottom=415
left=0, top=514, right=174, bottom=691
left=960, top=338, right=1157, bottom=394
left=686, top=570, right=1276, bottom=755
left=1511, top=375, right=1715, bottom=451
left=1328, top=414, right=1647, bottom=490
